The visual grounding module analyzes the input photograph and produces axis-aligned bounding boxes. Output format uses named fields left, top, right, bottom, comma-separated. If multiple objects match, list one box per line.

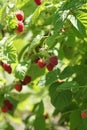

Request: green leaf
left=35, top=101, right=44, bottom=117
left=14, top=61, right=29, bottom=80
left=59, top=66, right=74, bottom=79
left=70, top=110, right=82, bottom=130
left=34, top=116, right=45, bottom=130
left=53, top=10, right=69, bottom=31
left=74, top=65, right=87, bottom=86
left=38, top=68, right=60, bottom=87
left=56, top=81, right=79, bottom=92
left=74, top=87, right=87, bottom=104
left=80, top=9, right=87, bottom=13
left=29, top=64, right=45, bottom=80
left=49, top=83, right=72, bottom=110
left=33, top=101, right=45, bottom=130
left=78, top=120, right=87, bottom=130
left=9, top=92, right=30, bottom=101
left=31, top=5, right=45, bottom=24
left=28, top=32, right=45, bottom=52
left=45, top=68, right=60, bottom=86
left=58, top=47, right=64, bottom=60
left=45, top=33, right=58, bottom=48
left=62, top=0, right=87, bottom=10
left=64, top=29, right=75, bottom=47
left=70, top=110, right=87, bottom=130
left=68, top=14, right=86, bottom=37
left=20, top=0, right=36, bottom=18
left=0, top=38, right=17, bottom=63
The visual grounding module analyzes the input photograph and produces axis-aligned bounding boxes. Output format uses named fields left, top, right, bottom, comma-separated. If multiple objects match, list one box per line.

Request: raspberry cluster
left=46, top=56, right=58, bottom=71
left=15, top=11, right=24, bottom=33
left=0, top=61, right=31, bottom=92
left=14, top=75, right=31, bottom=92
left=35, top=56, right=58, bottom=71
left=0, top=60, right=32, bottom=113
left=1, top=99, right=13, bottom=113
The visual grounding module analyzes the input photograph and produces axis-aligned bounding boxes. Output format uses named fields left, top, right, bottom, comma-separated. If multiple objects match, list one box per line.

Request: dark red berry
left=49, top=56, right=58, bottom=66
left=37, top=59, right=46, bottom=68
left=1, top=62, right=12, bottom=74
left=1, top=106, right=8, bottom=113
left=22, top=75, right=31, bottom=85
left=14, top=83, right=22, bottom=92
left=4, top=99, right=10, bottom=106
left=16, top=11, right=24, bottom=21
left=2, top=100, right=13, bottom=113
left=34, top=0, right=42, bottom=5
left=7, top=103, right=13, bottom=111
left=16, top=21, right=24, bottom=33
left=46, top=63, right=54, bottom=71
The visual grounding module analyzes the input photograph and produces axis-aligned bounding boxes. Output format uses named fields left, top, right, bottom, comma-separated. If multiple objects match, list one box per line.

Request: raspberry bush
left=0, top=0, right=87, bottom=130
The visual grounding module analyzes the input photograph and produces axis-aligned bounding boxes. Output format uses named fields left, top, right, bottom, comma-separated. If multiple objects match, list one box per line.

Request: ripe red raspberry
left=81, top=112, right=87, bottom=119
left=1, top=62, right=12, bottom=74
left=37, top=59, right=46, bottom=68
left=22, top=75, right=31, bottom=85
left=16, top=21, right=24, bottom=33
left=46, top=63, right=54, bottom=71
left=16, top=11, right=24, bottom=21
left=14, top=83, right=22, bottom=92
left=49, top=56, right=58, bottom=66
left=34, top=0, right=42, bottom=5
left=1, top=106, right=8, bottom=113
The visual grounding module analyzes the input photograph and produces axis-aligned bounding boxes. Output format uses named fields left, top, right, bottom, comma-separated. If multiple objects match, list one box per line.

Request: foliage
left=0, top=0, right=87, bottom=130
